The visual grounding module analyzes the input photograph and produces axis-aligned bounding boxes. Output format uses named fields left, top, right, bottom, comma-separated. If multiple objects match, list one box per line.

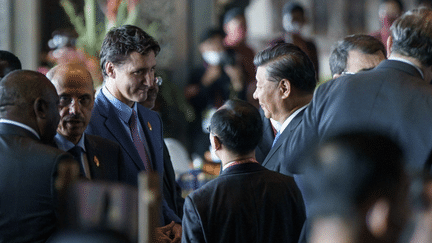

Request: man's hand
left=153, top=221, right=175, bottom=243
left=170, top=223, right=182, bottom=243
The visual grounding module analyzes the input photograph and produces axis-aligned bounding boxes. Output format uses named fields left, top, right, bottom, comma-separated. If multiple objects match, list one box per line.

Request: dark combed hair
left=254, top=43, right=316, bottom=93
left=302, top=131, right=406, bottom=217
left=0, top=50, right=22, bottom=78
left=99, top=25, right=160, bottom=77
left=390, top=8, right=432, bottom=67
left=329, top=34, right=386, bottom=76
left=209, top=99, right=263, bottom=155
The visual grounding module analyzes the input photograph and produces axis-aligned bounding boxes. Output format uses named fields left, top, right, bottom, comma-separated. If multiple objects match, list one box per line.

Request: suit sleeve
left=182, top=196, right=205, bottom=243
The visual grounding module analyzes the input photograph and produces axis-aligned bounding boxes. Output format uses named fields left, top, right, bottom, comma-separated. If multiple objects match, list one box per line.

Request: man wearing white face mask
left=185, top=28, right=246, bottom=157
left=270, top=2, right=319, bottom=76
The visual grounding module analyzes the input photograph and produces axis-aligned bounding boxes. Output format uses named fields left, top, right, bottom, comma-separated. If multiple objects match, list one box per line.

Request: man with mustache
left=47, top=63, right=122, bottom=181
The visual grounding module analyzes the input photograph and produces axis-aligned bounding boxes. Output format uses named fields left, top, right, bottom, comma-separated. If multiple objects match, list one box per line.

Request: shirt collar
left=102, top=86, right=136, bottom=124
left=280, top=104, right=308, bottom=133
left=388, top=56, right=424, bottom=79
left=55, top=133, right=86, bottom=152
left=0, top=119, right=40, bottom=139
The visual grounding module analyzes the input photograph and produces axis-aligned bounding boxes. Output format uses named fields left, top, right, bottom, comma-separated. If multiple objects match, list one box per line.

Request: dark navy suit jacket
left=84, top=134, right=122, bottom=181
left=182, top=163, right=306, bottom=243
left=0, top=123, right=73, bottom=242
left=255, top=108, right=275, bottom=164
left=86, top=91, right=180, bottom=224
left=261, top=109, right=305, bottom=176
left=284, top=60, right=432, bottom=175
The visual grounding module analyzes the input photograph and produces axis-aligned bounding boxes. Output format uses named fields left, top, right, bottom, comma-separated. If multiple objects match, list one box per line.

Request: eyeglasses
left=155, top=76, right=163, bottom=86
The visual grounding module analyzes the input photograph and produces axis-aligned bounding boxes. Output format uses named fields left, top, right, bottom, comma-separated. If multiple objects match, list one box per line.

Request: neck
left=220, top=150, right=256, bottom=168
left=105, top=80, right=134, bottom=107
left=276, top=94, right=312, bottom=124
left=61, top=132, right=82, bottom=145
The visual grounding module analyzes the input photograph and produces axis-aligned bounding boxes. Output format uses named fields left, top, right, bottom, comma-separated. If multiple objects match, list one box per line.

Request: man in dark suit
left=182, top=99, right=306, bottom=243
left=139, top=77, right=184, bottom=218
left=253, top=43, right=316, bottom=175
left=85, top=25, right=181, bottom=240
left=283, top=8, right=432, bottom=176
left=0, top=70, right=77, bottom=242
left=47, top=64, right=121, bottom=181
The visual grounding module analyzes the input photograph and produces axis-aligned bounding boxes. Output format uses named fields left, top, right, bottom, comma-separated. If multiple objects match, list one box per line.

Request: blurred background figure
left=222, top=7, right=257, bottom=106
left=418, top=0, right=432, bottom=8
left=329, top=34, right=386, bottom=79
left=270, top=2, right=319, bottom=76
left=370, top=0, right=404, bottom=50
left=302, top=131, right=409, bottom=243
left=0, top=50, right=22, bottom=78
left=185, top=28, right=245, bottom=158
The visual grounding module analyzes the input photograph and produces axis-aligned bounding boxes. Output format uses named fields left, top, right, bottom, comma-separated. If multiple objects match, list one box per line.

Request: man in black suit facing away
left=253, top=43, right=316, bottom=174
left=47, top=63, right=122, bottom=181
left=182, top=99, right=306, bottom=243
left=0, top=70, right=77, bottom=242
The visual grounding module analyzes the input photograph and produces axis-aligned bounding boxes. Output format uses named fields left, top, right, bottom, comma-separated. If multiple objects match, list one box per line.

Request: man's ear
left=279, top=79, right=291, bottom=99
left=386, top=36, right=393, bottom=58
left=34, top=97, right=48, bottom=119
left=105, top=61, right=116, bottom=79
left=333, top=73, right=341, bottom=79
left=213, top=135, right=222, bottom=151
left=366, top=198, right=390, bottom=239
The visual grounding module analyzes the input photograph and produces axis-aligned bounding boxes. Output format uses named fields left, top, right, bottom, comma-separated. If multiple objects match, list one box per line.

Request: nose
left=253, top=87, right=258, bottom=100
left=68, top=99, right=81, bottom=115
left=145, top=73, right=156, bottom=88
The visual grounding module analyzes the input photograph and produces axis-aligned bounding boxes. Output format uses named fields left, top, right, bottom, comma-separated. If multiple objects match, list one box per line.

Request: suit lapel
left=84, top=136, right=103, bottom=179
left=261, top=109, right=305, bottom=167
left=136, top=104, right=163, bottom=173
left=97, top=92, right=145, bottom=171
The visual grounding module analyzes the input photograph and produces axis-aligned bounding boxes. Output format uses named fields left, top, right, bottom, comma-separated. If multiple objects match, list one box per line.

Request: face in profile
left=52, top=66, right=95, bottom=143
left=253, top=65, right=281, bottom=122
left=108, top=51, right=157, bottom=107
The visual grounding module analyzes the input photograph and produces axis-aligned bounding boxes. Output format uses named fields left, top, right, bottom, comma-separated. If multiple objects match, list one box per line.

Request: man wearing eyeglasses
left=47, top=63, right=122, bottom=181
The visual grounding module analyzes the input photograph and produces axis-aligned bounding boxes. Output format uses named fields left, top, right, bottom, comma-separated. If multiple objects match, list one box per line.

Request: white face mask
left=202, top=51, right=225, bottom=66
left=282, top=15, right=301, bottom=34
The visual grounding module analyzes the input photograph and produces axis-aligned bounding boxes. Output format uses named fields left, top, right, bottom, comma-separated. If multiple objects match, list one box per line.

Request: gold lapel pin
left=147, top=121, right=152, bottom=131
left=94, top=156, right=100, bottom=167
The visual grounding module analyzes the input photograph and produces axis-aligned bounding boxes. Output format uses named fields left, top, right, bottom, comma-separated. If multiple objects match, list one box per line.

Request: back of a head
left=0, top=70, right=51, bottom=116
left=254, top=43, right=316, bottom=93
left=99, top=25, right=160, bottom=78
left=0, top=50, right=22, bottom=78
left=302, top=131, right=406, bottom=218
left=390, top=8, right=432, bottom=67
left=329, top=35, right=386, bottom=76
left=209, top=99, right=263, bottom=155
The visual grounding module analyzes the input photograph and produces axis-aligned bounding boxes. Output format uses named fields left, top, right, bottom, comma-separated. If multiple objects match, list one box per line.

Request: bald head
left=0, top=70, right=60, bottom=143
left=46, top=64, right=95, bottom=144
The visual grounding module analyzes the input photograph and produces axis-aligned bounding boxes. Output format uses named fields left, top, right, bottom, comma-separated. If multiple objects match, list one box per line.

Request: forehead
left=54, top=68, right=94, bottom=94
left=121, top=51, right=156, bottom=69
left=346, top=49, right=385, bottom=73
left=256, top=66, right=270, bottom=83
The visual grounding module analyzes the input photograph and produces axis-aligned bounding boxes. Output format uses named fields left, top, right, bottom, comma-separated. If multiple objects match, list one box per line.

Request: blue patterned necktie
left=129, top=109, right=153, bottom=171
left=272, top=132, right=281, bottom=148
